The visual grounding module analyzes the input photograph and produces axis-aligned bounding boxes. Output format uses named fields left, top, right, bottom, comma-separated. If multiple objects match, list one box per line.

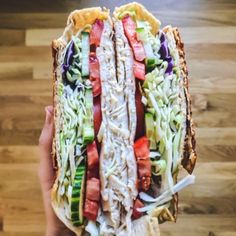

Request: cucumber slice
left=145, top=112, right=156, bottom=150
left=82, top=88, right=94, bottom=144
left=81, top=32, right=90, bottom=77
left=145, top=57, right=163, bottom=70
left=85, top=89, right=93, bottom=109
left=82, top=125, right=94, bottom=145
left=136, top=27, right=146, bottom=42
left=70, top=165, right=85, bottom=226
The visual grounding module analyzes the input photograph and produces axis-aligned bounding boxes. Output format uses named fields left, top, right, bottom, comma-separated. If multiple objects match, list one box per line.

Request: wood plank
left=0, top=13, right=67, bottom=29
left=154, top=10, right=236, bottom=27
left=0, top=62, right=51, bottom=80
left=180, top=26, right=236, bottom=44
left=192, top=162, right=236, bottom=179
left=33, top=62, right=52, bottom=80
left=3, top=197, right=44, bottom=215
left=0, top=146, right=39, bottom=164
left=160, top=215, right=236, bottom=236
left=0, top=233, right=43, bottom=236
left=0, top=130, right=41, bottom=145
left=197, top=127, right=236, bottom=146
left=0, top=46, right=51, bottom=63
left=197, top=144, right=236, bottom=162
left=185, top=44, right=236, bottom=61
left=188, top=60, right=236, bottom=80
left=178, top=165, right=236, bottom=199
left=0, top=80, right=51, bottom=96
left=192, top=94, right=236, bottom=127
left=25, top=28, right=62, bottom=46
left=0, top=30, right=25, bottom=46
left=3, top=213, right=45, bottom=233
left=0, top=96, right=50, bottom=131
left=0, top=0, right=79, bottom=13
left=0, top=0, right=236, bottom=13
left=0, top=62, right=32, bottom=80
left=190, top=77, right=236, bottom=94
left=0, top=164, right=41, bottom=199
left=179, top=196, right=236, bottom=215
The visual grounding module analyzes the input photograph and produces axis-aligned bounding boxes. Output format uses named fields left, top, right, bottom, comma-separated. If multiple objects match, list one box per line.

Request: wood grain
left=160, top=215, right=236, bottom=236
left=25, top=28, right=62, bottom=46
left=192, top=94, right=236, bottom=127
left=0, top=46, right=51, bottom=63
left=0, top=0, right=235, bottom=235
left=0, top=30, right=25, bottom=46
left=180, top=27, right=236, bottom=44
left=0, top=62, right=32, bottom=80
left=0, top=146, right=39, bottom=164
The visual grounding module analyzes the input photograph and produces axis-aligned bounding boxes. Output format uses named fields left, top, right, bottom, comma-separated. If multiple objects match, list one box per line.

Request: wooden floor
left=0, top=0, right=236, bottom=235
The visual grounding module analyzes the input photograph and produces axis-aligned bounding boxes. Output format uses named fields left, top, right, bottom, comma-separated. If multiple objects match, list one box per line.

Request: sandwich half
left=51, top=7, right=112, bottom=235
left=51, top=3, right=197, bottom=236
left=113, top=2, right=197, bottom=223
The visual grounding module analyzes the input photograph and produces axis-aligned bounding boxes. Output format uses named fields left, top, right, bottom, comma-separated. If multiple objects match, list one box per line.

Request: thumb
left=38, top=105, right=55, bottom=189
left=39, top=106, right=54, bottom=151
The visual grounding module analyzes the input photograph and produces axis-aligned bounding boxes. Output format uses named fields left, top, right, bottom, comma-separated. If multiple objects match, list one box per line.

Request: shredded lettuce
left=85, top=221, right=99, bottom=236
left=141, top=28, right=188, bottom=207
left=151, top=159, right=166, bottom=176
left=56, top=31, right=95, bottom=214
left=138, top=175, right=196, bottom=212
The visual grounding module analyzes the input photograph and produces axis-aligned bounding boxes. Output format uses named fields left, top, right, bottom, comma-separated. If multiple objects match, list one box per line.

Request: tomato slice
left=89, top=52, right=101, bottom=97
left=86, top=177, right=100, bottom=202
left=131, top=41, right=146, bottom=62
left=90, top=76, right=101, bottom=97
left=134, top=136, right=150, bottom=159
left=135, top=82, right=145, bottom=140
left=122, top=15, right=136, bottom=41
left=122, top=15, right=146, bottom=62
left=83, top=199, right=99, bottom=221
left=137, top=159, right=151, bottom=178
left=139, top=176, right=151, bottom=192
left=89, top=53, right=100, bottom=78
left=133, top=60, right=145, bottom=80
left=90, top=19, right=104, bottom=46
left=93, top=96, right=102, bottom=137
left=87, top=141, right=99, bottom=170
left=132, top=199, right=144, bottom=219
left=87, top=169, right=98, bottom=179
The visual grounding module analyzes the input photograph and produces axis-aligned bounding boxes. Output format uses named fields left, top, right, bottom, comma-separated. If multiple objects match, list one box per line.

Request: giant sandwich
left=51, top=3, right=197, bottom=236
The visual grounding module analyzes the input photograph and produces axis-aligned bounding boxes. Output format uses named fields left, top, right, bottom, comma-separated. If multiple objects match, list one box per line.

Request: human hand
left=38, top=106, right=75, bottom=236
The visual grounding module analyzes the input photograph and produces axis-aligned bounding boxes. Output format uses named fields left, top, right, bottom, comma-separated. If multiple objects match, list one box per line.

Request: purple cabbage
left=165, top=56, right=174, bottom=74
left=159, top=32, right=174, bottom=74
left=62, top=41, right=75, bottom=74
left=159, top=41, right=168, bottom=59
left=160, top=32, right=165, bottom=43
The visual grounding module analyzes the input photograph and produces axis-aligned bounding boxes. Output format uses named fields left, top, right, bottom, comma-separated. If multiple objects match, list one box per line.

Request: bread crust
left=172, top=27, right=197, bottom=174
left=113, top=2, right=161, bottom=34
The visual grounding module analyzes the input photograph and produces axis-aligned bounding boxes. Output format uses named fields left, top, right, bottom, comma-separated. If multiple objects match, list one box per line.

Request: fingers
left=38, top=105, right=55, bottom=191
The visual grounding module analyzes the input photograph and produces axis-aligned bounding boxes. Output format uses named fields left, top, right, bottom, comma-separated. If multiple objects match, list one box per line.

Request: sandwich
left=51, top=3, right=197, bottom=236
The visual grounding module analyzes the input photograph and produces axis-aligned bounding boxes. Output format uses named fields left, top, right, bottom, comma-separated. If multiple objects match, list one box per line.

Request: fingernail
left=45, top=108, right=53, bottom=124
left=45, top=106, right=53, bottom=115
